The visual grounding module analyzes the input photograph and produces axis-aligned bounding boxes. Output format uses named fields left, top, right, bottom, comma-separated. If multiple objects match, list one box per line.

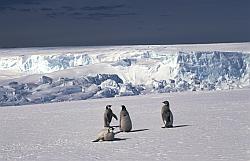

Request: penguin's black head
left=106, top=105, right=112, bottom=109
left=121, top=105, right=126, bottom=110
left=162, top=101, right=169, bottom=106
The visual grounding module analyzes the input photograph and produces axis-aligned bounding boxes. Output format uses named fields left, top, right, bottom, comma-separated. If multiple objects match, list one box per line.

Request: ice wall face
left=0, top=56, right=22, bottom=71
left=174, top=51, right=249, bottom=90
left=0, top=54, right=92, bottom=74
left=0, top=46, right=250, bottom=106
left=0, top=49, right=249, bottom=86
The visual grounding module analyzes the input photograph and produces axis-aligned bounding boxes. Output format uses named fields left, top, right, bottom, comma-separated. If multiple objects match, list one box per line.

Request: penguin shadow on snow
left=109, top=129, right=149, bottom=141
left=127, top=128, right=149, bottom=133
left=161, top=124, right=191, bottom=129
left=107, top=126, right=150, bottom=133
left=92, top=138, right=129, bottom=142
left=113, top=138, right=130, bottom=141
left=110, top=125, right=120, bottom=128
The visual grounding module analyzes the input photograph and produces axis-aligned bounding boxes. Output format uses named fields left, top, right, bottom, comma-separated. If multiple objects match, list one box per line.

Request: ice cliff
left=0, top=54, right=92, bottom=74
left=0, top=45, right=250, bottom=106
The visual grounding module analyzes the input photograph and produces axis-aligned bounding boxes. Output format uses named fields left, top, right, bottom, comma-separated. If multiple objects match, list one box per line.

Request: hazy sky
left=0, top=0, right=249, bottom=48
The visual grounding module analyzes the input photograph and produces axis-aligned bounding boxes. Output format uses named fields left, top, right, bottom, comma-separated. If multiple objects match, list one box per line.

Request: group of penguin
left=92, top=100, right=173, bottom=142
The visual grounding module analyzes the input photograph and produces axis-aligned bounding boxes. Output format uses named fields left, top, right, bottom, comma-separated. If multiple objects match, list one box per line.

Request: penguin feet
left=166, top=125, right=173, bottom=128
left=161, top=125, right=173, bottom=128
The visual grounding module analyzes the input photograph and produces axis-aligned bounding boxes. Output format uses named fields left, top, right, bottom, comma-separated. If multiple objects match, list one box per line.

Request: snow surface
left=0, top=89, right=250, bottom=161
left=0, top=43, right=250, bottom=160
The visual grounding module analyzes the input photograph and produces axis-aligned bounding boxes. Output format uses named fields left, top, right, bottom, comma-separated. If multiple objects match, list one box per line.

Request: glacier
left=0, top=44, right=250, bottom=106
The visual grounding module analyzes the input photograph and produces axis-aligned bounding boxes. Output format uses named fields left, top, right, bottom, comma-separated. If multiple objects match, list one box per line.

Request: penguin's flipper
left=112, top=113, right=118, bottom=120
left=92, top=138, right=100, bottom=142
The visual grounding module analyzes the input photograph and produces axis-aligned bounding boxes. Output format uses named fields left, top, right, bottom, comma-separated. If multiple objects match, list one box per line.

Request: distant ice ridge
left=0, top=45, right=250, bottom=106
left=0, top=54, right=92, bottom=73
left=0, top=49, right=249, bottom=80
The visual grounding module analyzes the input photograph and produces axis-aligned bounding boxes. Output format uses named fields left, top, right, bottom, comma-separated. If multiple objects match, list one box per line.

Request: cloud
left=61, top=6, right=75, bottom=11
left=160, top=14, right=171, bottom=17
left=70, top=12, right=83, bottom=16
left=40, top=8, right=53, bottom=11
left=0, top=0, right=41, bottom=6
left=82, top=12, right=136, bottom=20
left=0, top=6, right=33, bottom=13
left=41, top=3, right=132, bottom=20
left=19, top=8, right=32, bottom=12
left=0, top=6, right=16, bottom=12
left=0, top=1, right=135, bottom=21
left=80, top=4, right=125, bottom=11
left=21, top=1, right=40, bottom=5
left=0, top=0, right=47, bottom=13
left=45, top=11, right=66, bottom=18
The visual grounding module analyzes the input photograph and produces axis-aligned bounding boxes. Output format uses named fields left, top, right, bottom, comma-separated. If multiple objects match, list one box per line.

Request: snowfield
left=0, top=43, right=250, bottom=160
left=0, top=89, right=250, bottom=161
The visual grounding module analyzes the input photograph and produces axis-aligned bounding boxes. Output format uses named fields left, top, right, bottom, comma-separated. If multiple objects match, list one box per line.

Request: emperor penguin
left=120, top=105, right=132, bottom=132
left=104, top=105, right=118, bottom=127
left=161, top=100, right=173, bottom=128
left=92, top=127, right=115, bottom=142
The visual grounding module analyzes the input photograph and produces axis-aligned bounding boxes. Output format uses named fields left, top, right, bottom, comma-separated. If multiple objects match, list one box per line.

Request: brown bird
left=119, top=105, right=132, bottom=132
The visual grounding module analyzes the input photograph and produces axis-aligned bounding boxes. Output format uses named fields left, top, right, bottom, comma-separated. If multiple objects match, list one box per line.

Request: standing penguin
left=104, top=105, right=118, bottom=127
left=120, top=105, right=132, bottom=132
left=161, top=100, right=173, bottom=128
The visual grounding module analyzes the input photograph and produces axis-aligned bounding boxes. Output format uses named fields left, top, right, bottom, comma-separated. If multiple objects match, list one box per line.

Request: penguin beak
left=162, top=101, right=168, bottom=104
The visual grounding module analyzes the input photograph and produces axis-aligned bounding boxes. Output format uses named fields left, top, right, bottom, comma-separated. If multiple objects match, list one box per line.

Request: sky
left=0, top=0, right=249, bottom=48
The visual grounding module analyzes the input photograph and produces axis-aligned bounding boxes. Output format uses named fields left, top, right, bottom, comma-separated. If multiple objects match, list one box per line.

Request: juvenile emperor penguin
left=92, top=127, right=115, bottom=142
left=104, top=105, right=118, bottom=127
left=161, top=100, right=173, bottom=128
left=120, top=105, right=132, bottom=132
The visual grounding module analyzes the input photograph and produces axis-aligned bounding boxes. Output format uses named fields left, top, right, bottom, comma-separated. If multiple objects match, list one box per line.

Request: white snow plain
left=0, top=43, right=250, bottom=160
left=0, top=88, right=250, bottom=161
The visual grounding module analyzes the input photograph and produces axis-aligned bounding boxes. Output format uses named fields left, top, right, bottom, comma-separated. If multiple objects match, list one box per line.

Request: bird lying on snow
left=92, top=127, right=120, bottom=142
